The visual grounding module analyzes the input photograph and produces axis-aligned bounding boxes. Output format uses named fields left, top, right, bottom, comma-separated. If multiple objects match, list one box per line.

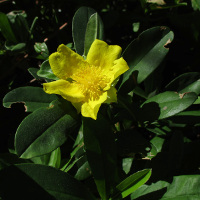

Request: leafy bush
left=1, top=1, right=200, bottom=199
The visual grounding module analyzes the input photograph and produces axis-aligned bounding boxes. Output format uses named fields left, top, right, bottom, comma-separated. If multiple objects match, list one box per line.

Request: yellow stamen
left=71, top=65, right=110, bottom=101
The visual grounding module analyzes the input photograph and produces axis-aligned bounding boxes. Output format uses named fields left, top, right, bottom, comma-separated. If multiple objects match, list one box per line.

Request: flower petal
left=43, top=80, right=85, bottom=103
left=49, top=44, right=89, bottom=80
left=103, top=57, right=129, bottom=90
left=112, top=57, right=129, bottom=80
left=86, top=39, right=122, bottom=69
left=104, top=86, right=117, bottom=103
left=81, top=92, right=107, bottom=120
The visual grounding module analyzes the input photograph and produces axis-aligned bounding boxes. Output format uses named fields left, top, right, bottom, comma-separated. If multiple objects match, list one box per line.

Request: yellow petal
left=81, top=92, right=107, bottom=120
left=43, top=80, right=85, bottom=103
left=103, top=57, right=129, bottom=90
left=49, top=44, right=89, bottom=80
left=112, top=57, right=129, bottom=80
left=86, top=39, right=122, bottom=70
left=104, top=86, right=117, bottom=103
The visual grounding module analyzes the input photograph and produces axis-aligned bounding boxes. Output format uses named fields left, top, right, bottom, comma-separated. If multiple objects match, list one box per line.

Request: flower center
left=71, top=65, right=110, bottom=101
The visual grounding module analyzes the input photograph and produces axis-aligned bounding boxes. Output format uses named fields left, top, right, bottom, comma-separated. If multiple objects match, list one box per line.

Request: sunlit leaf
left=37, top=60, right=58, bottom=80
left=140, top=91, right=197, bottom=121
left=115, top=169, right=152, bottom=198
left=84, top=12, right=104, bottom=56
left=72, top=6, right=96, bottom=55
left=3, top=86, right=57, bottom=112
left=119, top=26, right=174, bottom=93
left=15, top=99, right=80, bottom=159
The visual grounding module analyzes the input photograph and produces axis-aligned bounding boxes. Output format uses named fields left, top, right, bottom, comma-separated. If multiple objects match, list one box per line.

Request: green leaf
left=148, top=136, right=165, bottom=158
left=165, top=72, right=200, bottom=95
left=122, top=158, right=134, bottom=174
left=131, top=180, right=170, bottom=200
left=37, top=60, right=58, bottom=80
left=0, top=12, right=17, bottom=43
left=72, top=6, right=96, bottom=55
left=5, top=42, right=26, bottom=52
left=139, top=91, right=197, bottom=121
left=28, top=67, right=43, bottom=80
left=115, top=169, right=152, bottom=199
left=3, top=86, right=57, bottom=112
left=34, top=42, right=49, bottom=59
left=160, top=175, right=200, bottom=200
left=75, top=161, right=91, bottom=181
left=83, top=114, right=119, bottom=200
left=15, top=99, right=80, bottom=159
left=119, top=26, right=174, bottom=93
left=31, top=147, right=61, bottom=168
left=191, top=0, right=200, bottom=11
left=7, top=12, right=30, bottom=42
left=84, top=13, right=104, bottom=56
left=0, top=163, right=96, bottom=200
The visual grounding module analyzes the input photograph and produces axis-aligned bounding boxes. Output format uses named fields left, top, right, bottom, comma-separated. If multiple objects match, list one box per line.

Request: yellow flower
left=43, top=39, right=129, bottom=120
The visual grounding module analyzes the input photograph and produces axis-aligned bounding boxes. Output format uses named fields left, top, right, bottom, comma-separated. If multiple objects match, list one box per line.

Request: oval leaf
left=0, top=163, right=95, bottom=200
left=72, top=6, right=96, bottom=55
left=37, top=60, right=58, bottom=80
left=15, top=99, right=80, bottom=159
left=3, top=86, right=57, bottom=112
left=119, top=26, right=174, bottom=93
left=34, top=42, right=49, bottom=59
left=140, top=91, right=197, bottom=121
left=84, top=12, right=104, bottom=56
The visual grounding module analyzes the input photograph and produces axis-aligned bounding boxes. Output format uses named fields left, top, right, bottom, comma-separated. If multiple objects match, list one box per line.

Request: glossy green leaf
left=0, top=163, right=96, bottom=200
left=37, top=60, right=58, bottom=80
left=140, top=91, right=197, bottom=121
left=131, top=180, right=170, bottom=200
left=165, top=72, right=200, bottom=95
left=119, top=26, right=174, bottom=93
left=15, top=99, right=80, bottom=159
left=161, top=175, right=200, bottom=200
left=34, top=42, right=49, bottom=59
left=72, top=6, right=96, bottom=55
left=83, top=114, right=119, bottom=200
left=84, top=13, right=104, bottom=56
left=3, top=86, right=57, bottom=112
left=0, top=12, right=17, bottom=43
left=115, top=169, right=152, bottom=198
